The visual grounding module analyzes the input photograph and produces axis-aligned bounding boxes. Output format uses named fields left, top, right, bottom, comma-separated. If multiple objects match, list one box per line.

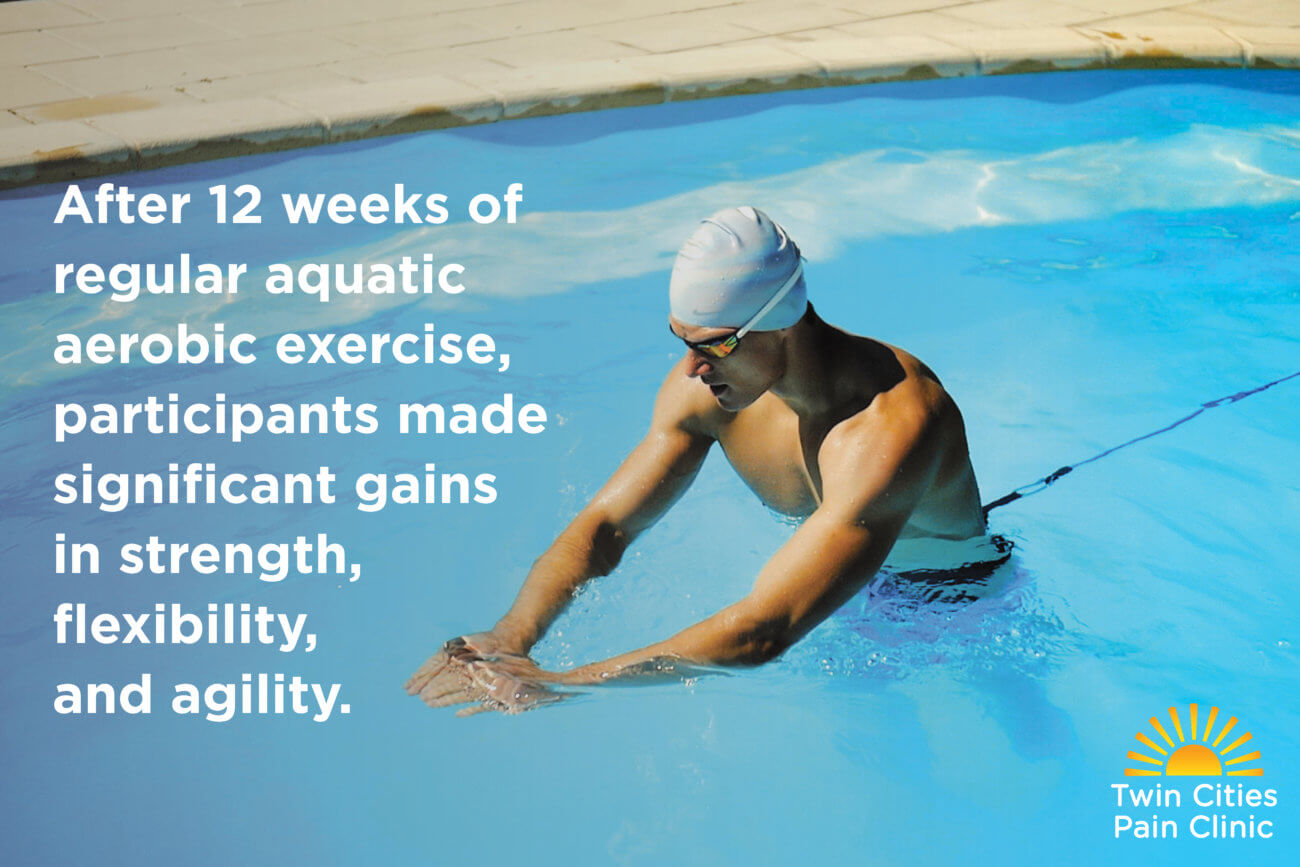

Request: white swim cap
left=669, top=206, right=807, bottom=331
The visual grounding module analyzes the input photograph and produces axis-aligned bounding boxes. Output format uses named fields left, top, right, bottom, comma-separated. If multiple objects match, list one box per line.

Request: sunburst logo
left=1126, top=704, right=1262, bottom=777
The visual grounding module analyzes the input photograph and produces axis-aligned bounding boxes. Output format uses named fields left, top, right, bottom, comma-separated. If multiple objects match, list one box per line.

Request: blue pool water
left=2, top=69, right=1298, bottom=864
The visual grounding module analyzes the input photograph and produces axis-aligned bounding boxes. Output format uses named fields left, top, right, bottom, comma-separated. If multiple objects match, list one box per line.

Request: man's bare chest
left=714, top=401, right=822, bottom=517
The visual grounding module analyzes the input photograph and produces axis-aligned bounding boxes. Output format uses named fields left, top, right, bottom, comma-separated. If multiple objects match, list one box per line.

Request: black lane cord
left=982, top=369, right=1300, bottom=518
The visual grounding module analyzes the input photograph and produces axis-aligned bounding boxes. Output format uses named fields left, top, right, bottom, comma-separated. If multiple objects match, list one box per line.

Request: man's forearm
left=547, top=597, right=788, bottom=685
left=492, top=513, right=630, bottom=652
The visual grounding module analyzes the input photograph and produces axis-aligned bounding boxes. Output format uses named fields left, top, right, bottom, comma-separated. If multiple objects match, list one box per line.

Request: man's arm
left=530, top=404, right=942, bottom=685
left=405, top=366, right=716, bottom=703
left=489, top=373, right=716, bottom=653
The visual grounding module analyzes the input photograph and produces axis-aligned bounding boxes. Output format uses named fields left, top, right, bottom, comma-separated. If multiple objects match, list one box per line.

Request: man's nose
left=685, top=352, right=712, bottom=378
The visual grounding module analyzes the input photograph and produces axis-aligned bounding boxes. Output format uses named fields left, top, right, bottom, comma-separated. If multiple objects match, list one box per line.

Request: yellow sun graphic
left=1126, top=704, right=1262, bottom=777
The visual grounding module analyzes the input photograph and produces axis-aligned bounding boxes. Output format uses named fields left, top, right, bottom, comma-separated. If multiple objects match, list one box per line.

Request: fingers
left=470, top=664, right=568, bottom=713
left=405, top=644, right=569, bottom=716
left=422, top=686, right=482, bottom=709
left=452, top=696, right=540, bottom=717
left=500, top=685, right=567, bottom=714
left=402, top=636, right=485, bottom=695
left=403, top=653, right=442, bottom=694
left=417, top=667, right=476, bottom=705
left=403, top=651, right=451, bottom=695
left=447, top=678, right=571, bottom=716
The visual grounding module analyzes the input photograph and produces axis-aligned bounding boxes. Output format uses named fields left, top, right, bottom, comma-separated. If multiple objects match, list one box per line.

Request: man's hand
left=459, top=655, right=571, bottom=716
left=404, top=631, right=511, bottom=694
left=404, top=632, right=570, bottom=716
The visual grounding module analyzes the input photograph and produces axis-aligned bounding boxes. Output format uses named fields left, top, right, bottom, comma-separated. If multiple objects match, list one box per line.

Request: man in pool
left=406, top=206, right=988, bottom=714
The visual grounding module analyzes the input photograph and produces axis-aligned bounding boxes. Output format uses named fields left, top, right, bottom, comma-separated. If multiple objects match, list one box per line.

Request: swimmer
left=405, top=206, right=988, bottom=715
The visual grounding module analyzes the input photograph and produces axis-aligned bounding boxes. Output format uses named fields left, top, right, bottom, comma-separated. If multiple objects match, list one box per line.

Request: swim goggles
left=675, top=262, right=803, bottom=359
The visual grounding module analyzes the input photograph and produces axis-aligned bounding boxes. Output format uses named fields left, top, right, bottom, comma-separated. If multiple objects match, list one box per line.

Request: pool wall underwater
left=1, top=68, right=1298, bottom=865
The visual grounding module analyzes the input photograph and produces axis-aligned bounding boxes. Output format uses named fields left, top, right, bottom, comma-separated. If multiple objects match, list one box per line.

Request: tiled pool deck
left=2, top=0, right=1298, bottom=188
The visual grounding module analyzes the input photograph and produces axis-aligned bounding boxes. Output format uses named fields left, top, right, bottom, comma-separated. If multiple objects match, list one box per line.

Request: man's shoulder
left=816, top=378, right=953, bottom=521
left=822, top=348, right=953, bottom=469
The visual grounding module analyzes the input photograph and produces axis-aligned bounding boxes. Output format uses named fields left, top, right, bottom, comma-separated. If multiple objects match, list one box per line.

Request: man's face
left=669, top=317, right=781, bottom=412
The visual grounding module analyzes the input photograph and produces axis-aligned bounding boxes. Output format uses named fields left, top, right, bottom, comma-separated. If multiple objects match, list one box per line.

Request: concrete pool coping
left=2, top=23, right=1299, bottom=190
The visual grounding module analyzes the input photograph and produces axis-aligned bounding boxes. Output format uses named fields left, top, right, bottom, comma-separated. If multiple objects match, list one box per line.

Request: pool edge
left=2, top=25, right=1298, bottom=192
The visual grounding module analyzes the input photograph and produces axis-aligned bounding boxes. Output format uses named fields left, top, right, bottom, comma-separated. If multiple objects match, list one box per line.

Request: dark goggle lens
left=671, top=325, right=740, bottom=359
left=689, top=335, right=739, bottom=358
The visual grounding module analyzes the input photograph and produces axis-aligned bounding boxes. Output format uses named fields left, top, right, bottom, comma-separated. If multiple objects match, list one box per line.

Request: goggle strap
left=734, top=262, right=803, bottom=341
